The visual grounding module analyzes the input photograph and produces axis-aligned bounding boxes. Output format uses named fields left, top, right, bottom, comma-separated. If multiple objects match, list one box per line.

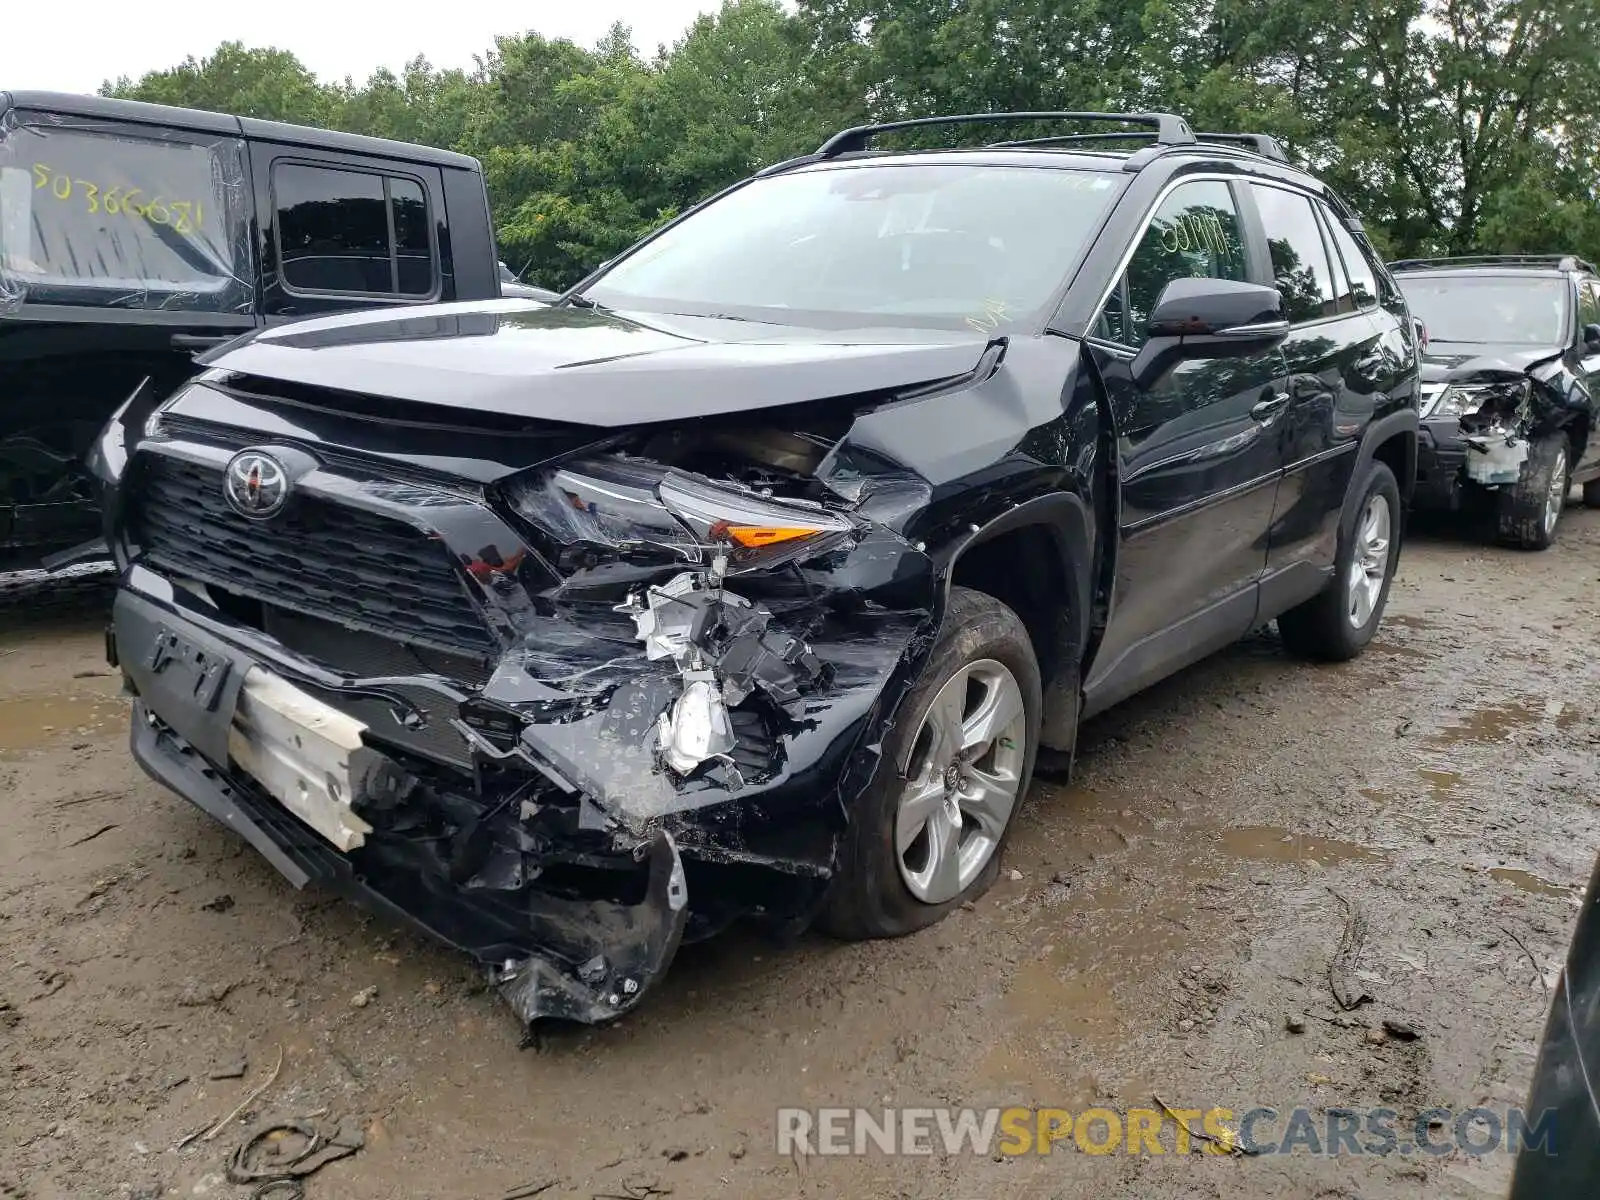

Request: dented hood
left=1421, top=343, right=1565, bottom=385
left=206, top=299, right=991, bottom=427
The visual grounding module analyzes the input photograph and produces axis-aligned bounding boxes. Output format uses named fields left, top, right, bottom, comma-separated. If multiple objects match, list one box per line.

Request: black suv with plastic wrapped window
left=0, top=90, right=509, bottom=569
left=1390, top=254, right=1600, bottom=549
left=98, top=112, right=1419, bottom=1029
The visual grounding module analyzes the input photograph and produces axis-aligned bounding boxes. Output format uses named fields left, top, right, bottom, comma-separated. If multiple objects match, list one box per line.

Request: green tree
left=104, top=42, right=334, bottom=125
left=97, top=0, right=1600, bottom=285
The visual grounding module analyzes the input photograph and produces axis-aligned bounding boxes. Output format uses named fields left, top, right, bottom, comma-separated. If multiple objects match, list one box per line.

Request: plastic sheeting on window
left=0, top=107, right=253, bottom=317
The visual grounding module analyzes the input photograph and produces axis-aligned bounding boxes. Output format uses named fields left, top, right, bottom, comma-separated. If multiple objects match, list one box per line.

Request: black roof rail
left=754, top=153, right=820, bottom=177
left=988, top=131, right=1155, bottom=148
left=815, top=111, right=1195, bottom=158
left=988, top=129, right=1288, bottom=161
left=1193, top=131, right=1288, bottom=161
left=1388, top=254, right=1597, bottom=274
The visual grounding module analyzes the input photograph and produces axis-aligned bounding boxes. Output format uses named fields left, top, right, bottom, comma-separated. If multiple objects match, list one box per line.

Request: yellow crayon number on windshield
left=31, top=164, right=205, bottom=234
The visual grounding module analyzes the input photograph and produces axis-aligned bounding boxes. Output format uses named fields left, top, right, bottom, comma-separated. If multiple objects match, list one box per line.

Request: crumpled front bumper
left=116, top=584, right=691, bottom=1025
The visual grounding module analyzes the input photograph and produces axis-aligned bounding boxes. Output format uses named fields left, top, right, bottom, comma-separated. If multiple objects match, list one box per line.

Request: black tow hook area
left=494, top=830, right=690, bottom=1025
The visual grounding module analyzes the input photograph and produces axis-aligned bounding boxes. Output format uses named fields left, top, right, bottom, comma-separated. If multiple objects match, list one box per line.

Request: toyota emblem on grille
left=223, top=450, right=290, bottom=518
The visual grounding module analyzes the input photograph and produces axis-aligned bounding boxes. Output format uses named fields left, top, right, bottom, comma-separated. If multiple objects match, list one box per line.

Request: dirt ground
left=3, top=505, right=1598, bottom=1200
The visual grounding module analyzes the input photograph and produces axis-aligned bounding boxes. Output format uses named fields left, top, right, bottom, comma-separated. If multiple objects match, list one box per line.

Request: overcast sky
left=2, top=1, right=726, bottom=94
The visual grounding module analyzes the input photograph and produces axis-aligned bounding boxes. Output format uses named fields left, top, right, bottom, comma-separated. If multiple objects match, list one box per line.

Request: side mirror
left=1412, top=316, right=1429, bottom=354
left=1583, top=322, right=1600, bottom=353
left=1131, top=278, right=1289, bottom=389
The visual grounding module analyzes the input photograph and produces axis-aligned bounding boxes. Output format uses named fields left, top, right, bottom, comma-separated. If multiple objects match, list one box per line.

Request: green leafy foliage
left=103, top=0, right=1600, bottom=289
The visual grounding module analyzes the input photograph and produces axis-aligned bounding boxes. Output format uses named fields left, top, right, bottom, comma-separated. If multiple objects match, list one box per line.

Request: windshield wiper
left=563, top=293, right=609, bottom=312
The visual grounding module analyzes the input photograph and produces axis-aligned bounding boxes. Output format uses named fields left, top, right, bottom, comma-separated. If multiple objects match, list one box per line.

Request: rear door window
left=272, top=162, right=436, bottom=298
left=1248, top=184, right=1336, bottom=323
left=0, top=112, right=252, bottom=315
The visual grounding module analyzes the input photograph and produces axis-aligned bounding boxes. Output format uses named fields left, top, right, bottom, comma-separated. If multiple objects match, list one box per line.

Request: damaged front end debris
left=619, top=552, right=830, bottom=784
left=1421, top=346, right=1592, bottom=548
left=1454, top=375, right=1539, bottom=486
left=110, top=398, right=939, bottom=1030
left=1441, top=356, right=1582, bottom=486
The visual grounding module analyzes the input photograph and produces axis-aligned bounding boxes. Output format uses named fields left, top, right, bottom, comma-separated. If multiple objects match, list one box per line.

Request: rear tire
left=1278, top=461, right=1402, bottom=663
left=1581, top=476, right=1600, bottom=508
left=821, top=586, right=1041, bottom=940
left=1496, top=433, right=1569, bottom=550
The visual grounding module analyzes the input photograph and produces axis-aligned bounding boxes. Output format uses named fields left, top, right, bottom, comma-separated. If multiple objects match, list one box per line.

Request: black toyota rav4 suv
left=96, top=113, right=1420, bottom=1028
left=1391, top=255, right=1600, bottom=549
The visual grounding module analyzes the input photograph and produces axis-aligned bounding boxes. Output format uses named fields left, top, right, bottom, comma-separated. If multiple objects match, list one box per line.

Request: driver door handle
left=1251, top=392, right=1292, bottom=422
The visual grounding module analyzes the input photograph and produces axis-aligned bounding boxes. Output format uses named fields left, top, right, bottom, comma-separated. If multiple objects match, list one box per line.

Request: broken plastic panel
left=1464, top=430, right=1530, bottom=485
left=657, top=670, right=737, bottom=774
left=0, top=108, right=253, bottom=316
left=618, top=568, right=827, bottom=778
left=518, top=613, right=923, bottom=825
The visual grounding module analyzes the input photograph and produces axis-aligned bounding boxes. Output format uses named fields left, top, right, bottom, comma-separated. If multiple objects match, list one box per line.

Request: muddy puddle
left=985, top=872, right=1208, bottom=1093
left=1426, top=699, right=1542, bottom=747
left=1416, top=767, right=1464, bottom=800
left=1488, top=867, right=1578, bottom=898
left=1216, top=825, right=1389, bottom=866
left=0, top=692, right=127, bottom=756
left=1382, top=613, right=1432, bottom=629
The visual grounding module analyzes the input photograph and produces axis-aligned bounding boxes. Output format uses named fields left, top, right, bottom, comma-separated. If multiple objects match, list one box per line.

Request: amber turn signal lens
left=717, top=523, right=819, bottom=548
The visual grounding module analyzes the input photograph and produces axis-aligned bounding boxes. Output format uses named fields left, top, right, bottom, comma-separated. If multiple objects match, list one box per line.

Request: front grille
left=133, top=453, right=496, bottom=659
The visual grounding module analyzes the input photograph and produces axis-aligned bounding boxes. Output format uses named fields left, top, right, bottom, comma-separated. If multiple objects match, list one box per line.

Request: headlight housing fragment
left=503, top=457, right=855, bottom=574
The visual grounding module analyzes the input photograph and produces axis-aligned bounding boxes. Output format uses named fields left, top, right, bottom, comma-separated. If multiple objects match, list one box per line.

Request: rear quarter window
left=271, top=161, right=437, bottom=299
left=0, top=110, right=253, bottom=314
left=1320, top=208, right=1380, bottom=311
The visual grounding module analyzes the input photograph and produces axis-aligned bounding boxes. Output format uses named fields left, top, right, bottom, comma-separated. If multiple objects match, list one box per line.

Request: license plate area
left=146, top=626, right=232, bottom=711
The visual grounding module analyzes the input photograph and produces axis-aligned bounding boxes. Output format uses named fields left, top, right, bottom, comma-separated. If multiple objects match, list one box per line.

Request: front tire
left=1278, top=460, right=1402, bottom=663
left=1497, top=433, right=1569, bottom=550
left=821, top=586, right=1041, bottom=940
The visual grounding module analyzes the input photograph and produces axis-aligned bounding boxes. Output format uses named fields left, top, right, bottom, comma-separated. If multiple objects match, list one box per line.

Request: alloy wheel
left=1544, top=446, right=1569, bottom=537
left=894, top=659, right=1026, bottom=905
left=1347, top=494, right=1392, bottom=629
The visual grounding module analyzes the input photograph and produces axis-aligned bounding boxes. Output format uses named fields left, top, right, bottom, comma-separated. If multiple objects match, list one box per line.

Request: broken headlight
left=504, top=456, right=698, bottom=565
left=1425, top=384, right=1485, bottom=420
left=656, top=470, right=853, bottom=571
left=504, top=458, right=854, bottom=573
left=502, top=455, right=852, bottom=784
left=1427, top=379, right=1529, bottom=421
